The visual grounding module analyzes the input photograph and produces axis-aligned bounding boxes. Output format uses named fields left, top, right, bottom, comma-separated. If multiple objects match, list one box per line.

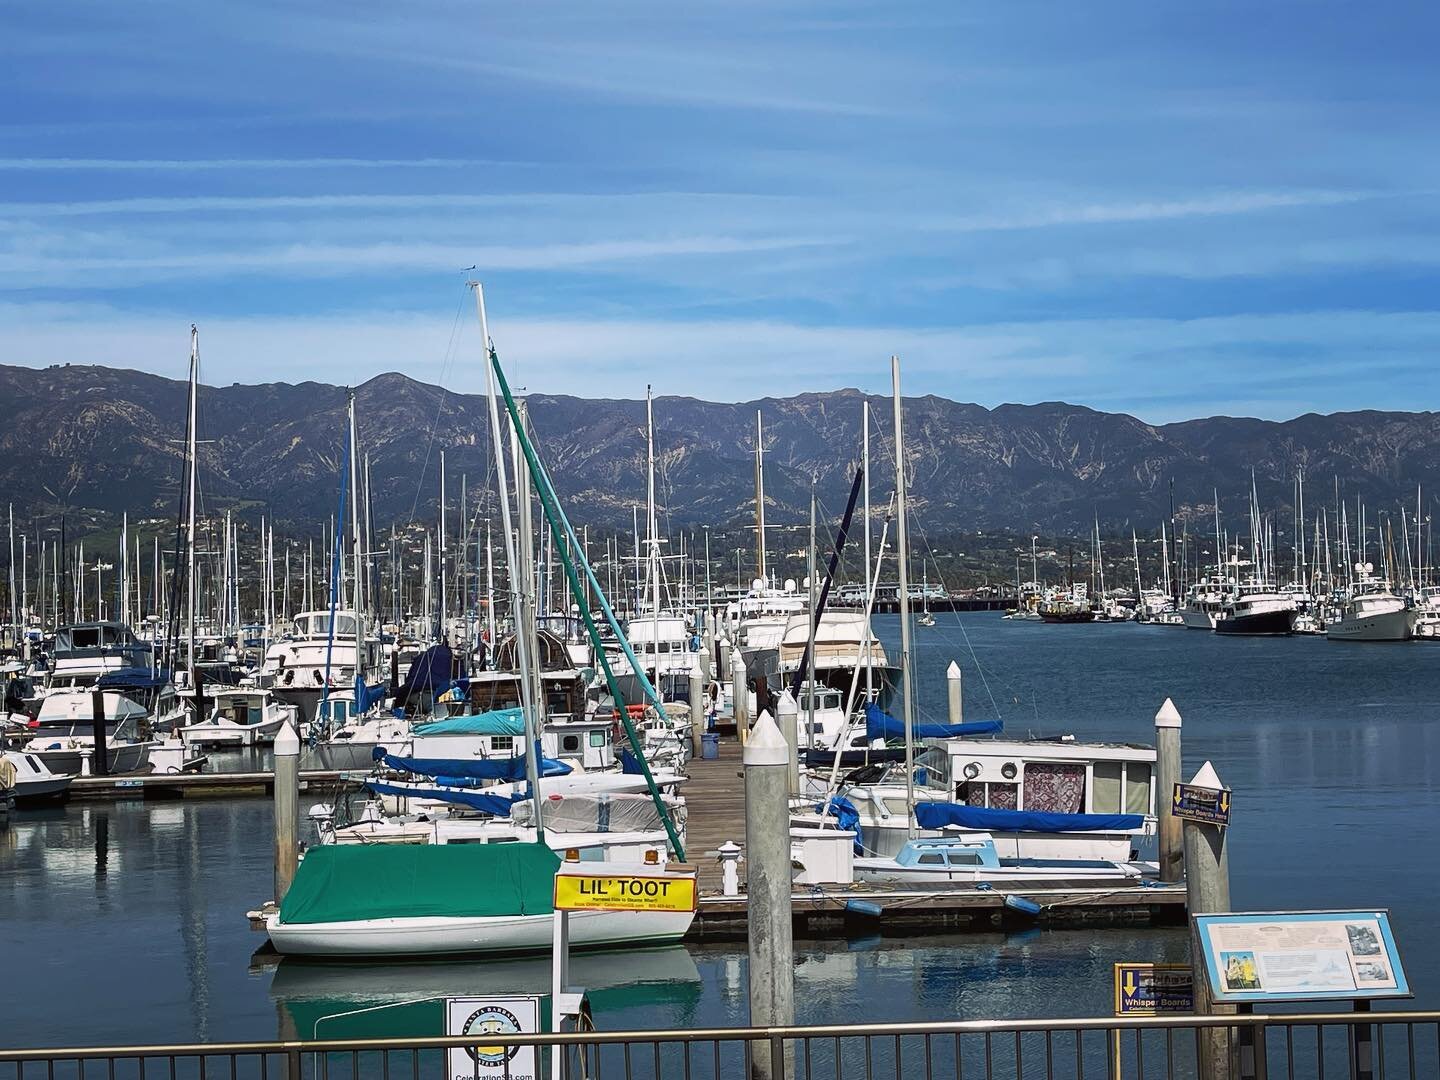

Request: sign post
left=550, top=858, right=699, bottom=1079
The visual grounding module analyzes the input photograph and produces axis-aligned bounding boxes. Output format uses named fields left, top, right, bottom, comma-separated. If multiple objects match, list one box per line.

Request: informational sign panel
left=553, top=869, right=698, bottom=913
left=1194, top=911, right=1410, bottom=1004
left=1113, top=963, right=1194, bottom=1015
left=445, top=996, right=541, bottom=1080
left=1172, top=782, right=1231, bottom=826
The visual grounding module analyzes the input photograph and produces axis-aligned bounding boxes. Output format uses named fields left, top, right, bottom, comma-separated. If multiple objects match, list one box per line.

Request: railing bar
left=713, top=1038, right=720, bottom=1080
left=953, top=1033, right=962, bottom=1080
left=1013, top=1031, right=1021, bottom=1080
left=1315, top=1024, right=1325, bottom=1080
left=652, top=1040, right=660, bottom=1080
left=1284, top=1023, right=1294, bottom=1080
left=864, top=1034, right=872, bottom=1080
left=834, top=1036, right=841, bottom=1080
left=983, top=1031, right=992, bottom=1080
left=622, top=1041, right=631, bottom=1080
left=1134, top=1026, right=1145, bottom=1080
left=1044, top=1030, right=1053, bottom=1080
left=1076, top=1029, right=1085, bottom=1080
left=895, top=1034, right=901, bottom=1080
left=1376, top=1020, right=1386, bottom=1078
left=1164, top=1027, right=1173, bottom=1080
left=743, top=1038, right=753, bottom=1080
left=1405, top=1022, right=1415, bottom=1080
left=924, top=1033, right=933, bottom=1080
left=681, top=1035, right=691, bottom=1080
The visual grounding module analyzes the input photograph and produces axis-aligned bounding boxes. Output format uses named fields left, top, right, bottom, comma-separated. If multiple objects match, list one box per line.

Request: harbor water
left=3, top=615, right=1437, bottom=1046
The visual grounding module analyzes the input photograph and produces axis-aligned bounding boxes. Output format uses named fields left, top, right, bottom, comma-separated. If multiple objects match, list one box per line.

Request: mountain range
left=4, top=363, right=1439, bottom=539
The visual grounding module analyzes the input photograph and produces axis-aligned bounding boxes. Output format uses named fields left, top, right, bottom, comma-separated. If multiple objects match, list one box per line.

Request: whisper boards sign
left=445, top=996, right=541, bottom=1080
left=1194, top=911, right=1410, bottom=1004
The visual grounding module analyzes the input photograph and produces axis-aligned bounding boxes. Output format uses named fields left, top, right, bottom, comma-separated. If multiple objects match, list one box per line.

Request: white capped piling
left=946, top=661, right=963, bottom=726
left=744, top=709, right=794, bottom=1079
left=731, top=650, right=750, bottom=745
left=1155, top=698, right=1183, bottom=883
left=689, top=652, right=705, bottom=759
left=777, top=690, right=800, bottom=795
left=1183, top=760, right=1233, bottom=1080
left=273, top=720, right=300, bottom=905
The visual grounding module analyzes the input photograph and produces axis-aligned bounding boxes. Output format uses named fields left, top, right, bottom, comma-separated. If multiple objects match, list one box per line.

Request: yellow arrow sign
left=1124, top=972, right=1136, bottom=997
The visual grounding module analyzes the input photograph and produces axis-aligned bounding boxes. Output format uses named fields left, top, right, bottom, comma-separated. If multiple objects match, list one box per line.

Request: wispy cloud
left=0, top=157, right=507, bottom=171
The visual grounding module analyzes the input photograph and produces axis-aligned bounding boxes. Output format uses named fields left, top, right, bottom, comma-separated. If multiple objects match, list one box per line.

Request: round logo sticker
left=461, top=1006, right=523, bottom=1069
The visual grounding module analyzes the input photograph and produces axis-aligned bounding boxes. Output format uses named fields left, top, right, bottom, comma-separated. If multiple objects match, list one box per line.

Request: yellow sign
left=1113, top=963, right=1194, bottom=1015
left=553, top=871, right=698, bottom=913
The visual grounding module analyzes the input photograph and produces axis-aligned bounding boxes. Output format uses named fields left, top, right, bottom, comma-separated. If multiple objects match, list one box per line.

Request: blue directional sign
left=1113, top=963, right=1194, bottom=1015
left=1172, top=782, right=1231, bottom=826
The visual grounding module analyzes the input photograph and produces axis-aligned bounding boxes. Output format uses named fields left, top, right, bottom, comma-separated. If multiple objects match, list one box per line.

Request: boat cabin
left=915, top=737, right=1157, bottom=819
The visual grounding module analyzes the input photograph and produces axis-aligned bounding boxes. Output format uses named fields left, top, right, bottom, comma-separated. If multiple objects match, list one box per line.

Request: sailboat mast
left=646, top=387, right=661, bottom=673
left=438, top=449, right=447, bottom=639
left=472, top=282, right=544, bottom=831
left=185, top=326, right=199, bottom=676
left=891, top=356, right=917, bottom=840
left=754, top=411, right=767, bottom=583
left=862, top=401, right=873, bottom=703
left=807, top=474, right=817, bottom=739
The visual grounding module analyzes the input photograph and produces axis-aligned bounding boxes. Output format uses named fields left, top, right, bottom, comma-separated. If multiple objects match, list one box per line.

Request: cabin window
left=947, top=852, right=982, bottom=866
left=917, top=853, right=945, bottom=865
left=490, top=736, right=514, bottom=752
left=988, top=783, right=1018, bottom=810
left=589, top=731, right=607, bottom=748
left=1124, top=764, right=1153, bottom=816
left=963, top=781, right=1017, bottom=809
left=1022, top=762, right=1085, bottom=814
left=882, top=797, right=912, bottom=816
left=562, top=735, right=581, bottom=753
left=1091, top=762, right=1124, bottom=814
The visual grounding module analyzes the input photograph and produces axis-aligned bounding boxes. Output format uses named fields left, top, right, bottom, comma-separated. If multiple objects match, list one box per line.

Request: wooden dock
left=680, top=735, right=1187, bottom=940
left=69, top=769, right=359, bottom=801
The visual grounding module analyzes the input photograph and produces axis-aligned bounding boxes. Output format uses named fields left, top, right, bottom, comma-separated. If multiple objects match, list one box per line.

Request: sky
left=2, top=1, right=1440, bottom=422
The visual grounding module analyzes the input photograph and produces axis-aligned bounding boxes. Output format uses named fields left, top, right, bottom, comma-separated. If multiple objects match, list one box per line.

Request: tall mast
left=891, top=356, right=917, bottom=840
left=185, top=325, right=199, bottom=675
left=347, top=391, right=362, bottom=620
left=646, top=386, right=661, bottom=675
left=754, top=410, right=767, bottom=584
left=472, top=282, right=544, bottom=831
left=862, top=401, right=872, bottom=703
left=807, top=474, right=817, bottom=739
left=439, top=449, right=447, bottom=639
left=485, top=519, right=496, bottom=649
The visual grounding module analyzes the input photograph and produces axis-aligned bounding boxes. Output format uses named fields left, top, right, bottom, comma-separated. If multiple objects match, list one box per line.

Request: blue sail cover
left=414, top=708, right=526, bottom=737
left=914, top=802, right=1144, bottom=833
left=394, top=643, right=457, bottom=706
left=374, top=741, right=572, bottom=783
left=97, top=666, right=170, bottom=690
left=353, top=677, right=387, bottom=715
left=865, top=702, right=1003, bottom=742
left=364, top=778, right=517, bottom=816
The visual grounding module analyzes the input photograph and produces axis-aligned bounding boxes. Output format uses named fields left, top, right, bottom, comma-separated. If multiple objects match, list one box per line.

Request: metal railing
left=2, top=1011, right=1437, bottom=1080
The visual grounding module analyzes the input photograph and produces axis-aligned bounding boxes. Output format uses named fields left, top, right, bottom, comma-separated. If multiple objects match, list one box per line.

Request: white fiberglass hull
left=1326, top=609, right=1412, bottom=642
left=853, top=859, right=1141, bottom=885
left=266, top=906, right=695, bottom=957
left=28, top=741, right=154, bottom=777
left=1179, top=609, right=1217, bottom=630
left=181, top=714, right=287, bottom=747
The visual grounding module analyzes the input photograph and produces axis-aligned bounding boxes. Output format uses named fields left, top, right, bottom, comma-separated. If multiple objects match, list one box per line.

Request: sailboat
left=266, top=283, right=694, bottom=958
left=918, top=562, right=936, bottom=627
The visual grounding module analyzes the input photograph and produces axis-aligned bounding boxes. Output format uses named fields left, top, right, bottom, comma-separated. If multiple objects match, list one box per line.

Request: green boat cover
left=279, top=842, right=561, bottom=925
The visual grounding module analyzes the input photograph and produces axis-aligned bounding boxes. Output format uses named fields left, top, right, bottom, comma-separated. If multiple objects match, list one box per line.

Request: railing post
left=769, top=1034, right=786, bottom=1080
left=286, top=1047, right=302, bottom=1080
left=1351, top=1001, right=1374, bottom=1080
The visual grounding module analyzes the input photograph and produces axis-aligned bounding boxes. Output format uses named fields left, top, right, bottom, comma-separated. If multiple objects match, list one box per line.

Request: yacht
left=1178, top=579, right=1231, bottom=630
left=1327, top=578, right=1412, bottom=642
left=45, top=622, right=154, bottom=690
left=1, top=749, right=75, bottom=804
left=178, top=687, right=298, bottom=747
left=259, top=609, right=381, bottom=724
left=1213, top=582, right=1297, bottom=636
left=853, top=833, right=1145, bottom=885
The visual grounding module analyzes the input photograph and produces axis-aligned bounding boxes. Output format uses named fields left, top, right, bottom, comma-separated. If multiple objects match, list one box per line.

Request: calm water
left=3, top=616, right=1437, bottom=1047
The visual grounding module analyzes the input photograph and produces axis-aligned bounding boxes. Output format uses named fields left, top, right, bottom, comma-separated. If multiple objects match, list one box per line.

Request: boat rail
left=2, top=1009, right=1436, bottom=1079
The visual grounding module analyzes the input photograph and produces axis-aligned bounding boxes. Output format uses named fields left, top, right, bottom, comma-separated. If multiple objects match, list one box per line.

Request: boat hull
left=1214, top=609, right=1294, bottom=636
left=1179, top=609, right=1217, bottom=630
left=266, top=907, right=695, bottom=957
left=1326, top=609, right=1413, bottom=642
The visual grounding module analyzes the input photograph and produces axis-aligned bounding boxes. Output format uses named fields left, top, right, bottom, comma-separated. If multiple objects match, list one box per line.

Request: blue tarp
left=816, top=796, right=863, bottom=854
left=97, top=667, right=170, bottom=690
left=363, top=778, right=517, bottom=816
left=354, top=677, right=387, bottom=715
left=620, top=749, right=643, bottom=775
left=413, top=708, right=526, bottom=737
left=914, top=802, right=1144, bottom=833
left=394, top=643, right=457, bottom=707
left=374, top=741, right=572, bottom=783
left=865, top=702, right=1003, bottom=742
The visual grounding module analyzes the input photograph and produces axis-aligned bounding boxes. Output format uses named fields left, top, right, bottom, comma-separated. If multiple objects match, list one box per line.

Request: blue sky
left=2, top=1, right=1439, bottom=421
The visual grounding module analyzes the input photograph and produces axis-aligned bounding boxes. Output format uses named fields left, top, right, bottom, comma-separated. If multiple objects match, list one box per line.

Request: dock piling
left=89, top=688, right=108, bottom=777
left=731, top=651, right=750, bottom=744
left=1183, top=760, right=1234, bottom=1080
left=744, top=710, right=794, bottom=1079
left=273, top=720, right=300, bottom=905
left=777, top=690, right=799, bottom=795
left=946, top=661, right=963, bottom=726
left=689, top=652, right=705, bottom=760
left=1155, top=697, right=1183, bottom=883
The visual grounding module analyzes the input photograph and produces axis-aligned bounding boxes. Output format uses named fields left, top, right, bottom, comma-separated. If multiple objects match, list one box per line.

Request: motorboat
left=1, top=749, right=75, bottom=804
left=1178, top=580, right=1230, bottom=630
left=1213, top=583, right=1297, bottom=636
left=265, top=842, right=696, bottom=957
left=853, top=833, right=1146, bottom=885
left=259, top=609, right=382, bottom=724
left=1327, top=578, right=1412, bottom=642
left=23, top=690, right=156, bottom=776
left=179, top=688, right=297, bottom=747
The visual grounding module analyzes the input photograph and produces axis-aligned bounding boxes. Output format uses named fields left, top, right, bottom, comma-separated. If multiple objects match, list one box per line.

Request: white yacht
left=1327, top=578, right=1412, bottom=642
left=1213, top=582, right=1297, bottom=636
left=179, top=688, right=298, bottom=747
left=259, top=609, right=381, bottom=724
left=24, top=690, right=156, bottom=776
left=1178, top=580, right=1231, bottom=630
left=1, top=749, right=75, bottom=803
